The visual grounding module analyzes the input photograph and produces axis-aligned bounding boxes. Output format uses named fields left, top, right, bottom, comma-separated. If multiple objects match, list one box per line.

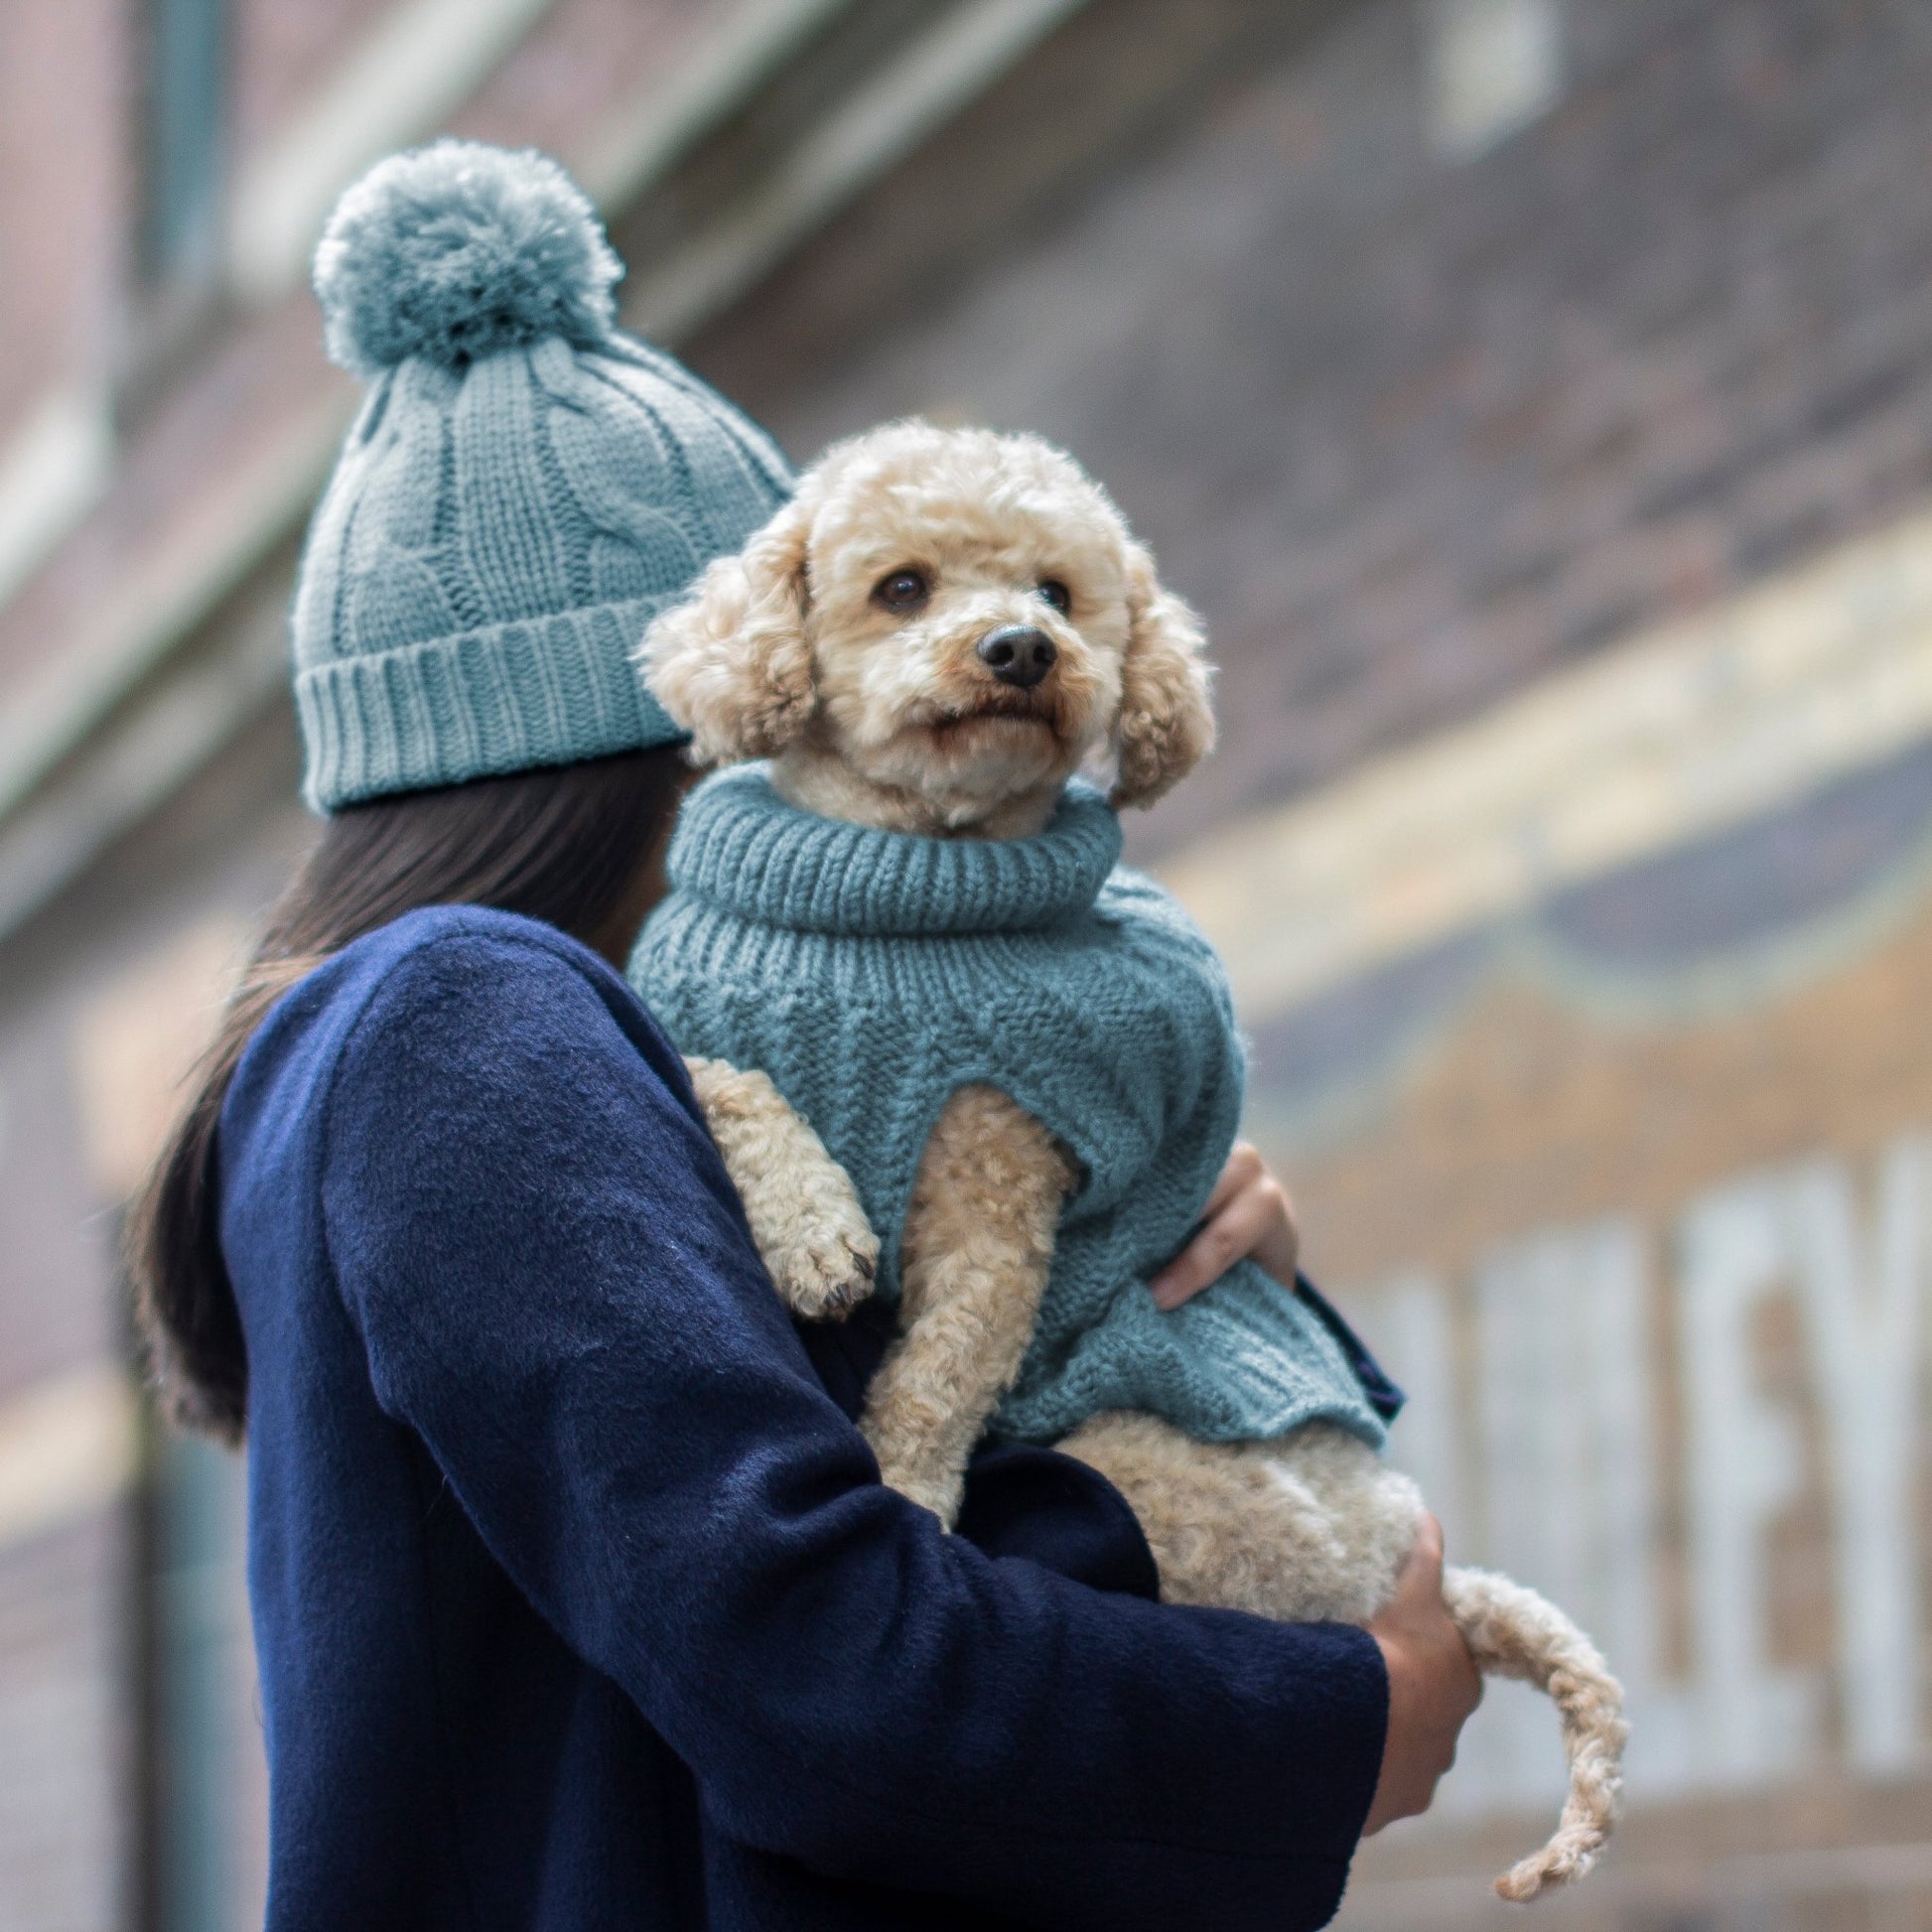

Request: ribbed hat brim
left=296, top=593, right=686, bottom=811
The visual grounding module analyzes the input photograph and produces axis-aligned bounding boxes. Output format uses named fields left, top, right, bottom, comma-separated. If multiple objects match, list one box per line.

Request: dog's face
left=642, top=422, right=1215, bottom=824
left=798, top=429, right=1144, bottom=809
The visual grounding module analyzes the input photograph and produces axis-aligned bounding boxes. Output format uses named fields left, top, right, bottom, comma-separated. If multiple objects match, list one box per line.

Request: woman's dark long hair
left=126, top=746, right=690, bottom=1444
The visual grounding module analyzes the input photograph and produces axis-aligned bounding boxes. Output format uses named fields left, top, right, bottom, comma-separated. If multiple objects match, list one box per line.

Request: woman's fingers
left=1383, top=1514, right=1448, bottom=1636
left=1199, top=1141, right=1263, bottom=1218
left=1242, top=1162, right=1302, bottom=1287
left=1148, top=1144, right=1301, bottom=1310
left=1362, top=1514, right=1483, bottom=1835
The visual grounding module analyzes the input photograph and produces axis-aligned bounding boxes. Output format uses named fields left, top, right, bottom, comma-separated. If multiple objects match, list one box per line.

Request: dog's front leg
left=860, top=1084, right=1075, bottom=1526
left=683, top=1057, right=879, bottom=1319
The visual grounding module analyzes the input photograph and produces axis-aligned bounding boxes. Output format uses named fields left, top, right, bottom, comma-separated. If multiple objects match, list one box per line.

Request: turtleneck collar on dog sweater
left=632, top=766, right=1386, bottom=1451
left=666, top=761, right=1124, bottom=935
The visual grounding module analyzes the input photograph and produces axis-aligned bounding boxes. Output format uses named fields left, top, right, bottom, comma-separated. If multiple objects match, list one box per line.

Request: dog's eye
left=1037, top=579, right=1072, bottom=616
left=872, top=567, right=930, bottom=613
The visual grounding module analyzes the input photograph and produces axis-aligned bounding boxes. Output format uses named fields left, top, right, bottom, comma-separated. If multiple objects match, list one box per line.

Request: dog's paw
left=770, top=1229, right=877, bottom=1321
left=761, top=1187, right=881, bottom=1322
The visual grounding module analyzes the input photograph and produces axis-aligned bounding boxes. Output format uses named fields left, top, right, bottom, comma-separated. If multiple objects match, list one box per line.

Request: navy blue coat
left=219, top=906, right=1387, bottom=1930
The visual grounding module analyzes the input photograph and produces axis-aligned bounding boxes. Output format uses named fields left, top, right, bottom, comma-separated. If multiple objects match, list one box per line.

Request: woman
left=130, top=143, right=1477, bottom=1931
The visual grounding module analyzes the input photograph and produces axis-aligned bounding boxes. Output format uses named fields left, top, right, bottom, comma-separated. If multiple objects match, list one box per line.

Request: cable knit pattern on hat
left=293, top=142, right=792, bottom=809
left=630, top=766, right=1388, bottom=1450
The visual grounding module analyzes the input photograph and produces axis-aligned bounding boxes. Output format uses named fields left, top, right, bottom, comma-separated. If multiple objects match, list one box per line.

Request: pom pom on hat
left=314, top=140, right=622, bottom=376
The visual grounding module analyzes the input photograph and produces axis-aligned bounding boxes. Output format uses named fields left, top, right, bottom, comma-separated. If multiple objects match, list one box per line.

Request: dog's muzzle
left=977, top=624, right=1057, bottom=690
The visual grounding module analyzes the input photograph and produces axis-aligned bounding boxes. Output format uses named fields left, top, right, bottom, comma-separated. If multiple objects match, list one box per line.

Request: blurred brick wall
left=0, top=1515, right=136, bottom=1932
left=0, top=712, right=308, bottom=1932
left=691, top=0, right=1932, bottom=859
left=0, top=0, right=125, bottom=432
left=229, top=0, right=396, bottom=172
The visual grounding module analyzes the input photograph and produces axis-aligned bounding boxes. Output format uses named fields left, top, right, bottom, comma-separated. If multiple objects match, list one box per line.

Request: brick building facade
left=1, top=2, right=1927, bottom=1927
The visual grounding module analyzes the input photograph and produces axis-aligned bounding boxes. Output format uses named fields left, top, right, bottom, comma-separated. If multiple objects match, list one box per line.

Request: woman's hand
left=1148, top=1142, right=1300, bottom=1310
left=1362, top=1515, right=1483, bottom=1834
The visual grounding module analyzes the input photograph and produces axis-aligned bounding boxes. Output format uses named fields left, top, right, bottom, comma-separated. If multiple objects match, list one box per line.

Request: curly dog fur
left=681, top=1057, right=879, bottom=1318
left=646, top=421, right=1624, bottom=1901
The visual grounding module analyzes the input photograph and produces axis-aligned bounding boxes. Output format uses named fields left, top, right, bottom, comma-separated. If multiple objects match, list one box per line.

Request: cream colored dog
left=648, top=421, right=1624, bottom=1902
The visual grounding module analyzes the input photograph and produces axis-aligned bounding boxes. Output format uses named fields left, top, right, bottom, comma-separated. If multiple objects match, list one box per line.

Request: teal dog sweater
left=630, top=767, right=1387, bottom=1451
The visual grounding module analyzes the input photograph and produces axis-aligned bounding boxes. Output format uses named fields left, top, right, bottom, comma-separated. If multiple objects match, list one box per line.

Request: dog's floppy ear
left=1111, top=542, right=1215, bottom=809
left=641, top=496, right=815, bottom=763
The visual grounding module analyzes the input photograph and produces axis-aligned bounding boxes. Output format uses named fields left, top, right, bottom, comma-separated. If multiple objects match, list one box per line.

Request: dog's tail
left=1442, top=1565, right=1627, bottom=1903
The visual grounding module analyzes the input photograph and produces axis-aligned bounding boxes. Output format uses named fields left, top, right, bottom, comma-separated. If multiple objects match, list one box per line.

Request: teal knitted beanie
left=293, top=140, right=793, bottom=811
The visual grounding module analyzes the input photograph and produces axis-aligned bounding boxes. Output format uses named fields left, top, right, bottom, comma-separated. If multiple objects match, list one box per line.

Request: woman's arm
left=320, top=925, right=1388, bottom=1932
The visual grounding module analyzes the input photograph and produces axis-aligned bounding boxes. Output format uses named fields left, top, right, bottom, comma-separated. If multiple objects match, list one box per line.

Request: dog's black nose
left=977, top=624, right=1057, bottom=688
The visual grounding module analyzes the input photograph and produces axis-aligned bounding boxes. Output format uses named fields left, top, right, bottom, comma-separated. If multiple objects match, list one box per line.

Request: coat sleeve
left=318, top=924, right=1388, bottom=1932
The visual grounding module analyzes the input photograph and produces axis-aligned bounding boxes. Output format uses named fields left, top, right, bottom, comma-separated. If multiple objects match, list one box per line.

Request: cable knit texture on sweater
left=294, top=142, right=793, bottom=810
left=630, top=766, right=1388, bottom=1449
